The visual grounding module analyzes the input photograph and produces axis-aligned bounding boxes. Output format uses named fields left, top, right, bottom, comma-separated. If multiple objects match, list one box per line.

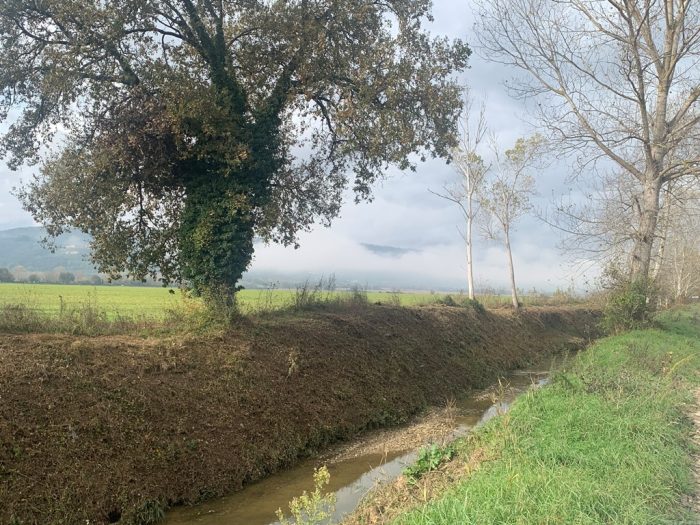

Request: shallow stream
left=164, top=352, right=571, bottom=525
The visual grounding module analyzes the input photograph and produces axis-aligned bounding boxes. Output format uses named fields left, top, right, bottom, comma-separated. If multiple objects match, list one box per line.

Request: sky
left=0, top=0, right=599, bottom=293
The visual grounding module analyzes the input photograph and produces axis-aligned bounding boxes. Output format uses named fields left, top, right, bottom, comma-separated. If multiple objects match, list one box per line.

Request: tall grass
left=390, top=306, right=700, bottom=525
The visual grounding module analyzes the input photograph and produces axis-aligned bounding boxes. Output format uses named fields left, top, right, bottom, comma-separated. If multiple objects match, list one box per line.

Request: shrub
left=163, top=291, right=233, bottom=334
left=130, top=499, right=165, bottom=525
left=437, top=295, right=458, bottom=307
left=292, top=276, right=337, bottom=310
left=462, top=297, right=486, bottom=314
left=602, top=277, right=657, bottom=334
left=276, top=466, right=336, bottom=525
left=387, top=289, right=402, bottom=306
left=290, top=277, right=370, bottom=312
left=347, top=285, right=369, bottom=306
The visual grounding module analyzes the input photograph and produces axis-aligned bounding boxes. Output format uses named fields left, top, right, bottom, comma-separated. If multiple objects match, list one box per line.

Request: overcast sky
left=0, top=0, right=599, bottom=293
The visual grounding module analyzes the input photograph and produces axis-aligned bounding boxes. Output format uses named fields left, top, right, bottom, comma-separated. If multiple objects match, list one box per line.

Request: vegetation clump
left=461, top=297, right=486, bottom=314
left=601, top=273, right=658, bottom=334
left=276, top=466, right=336, bottom=525
left=403, top=443, right=456, bottom=484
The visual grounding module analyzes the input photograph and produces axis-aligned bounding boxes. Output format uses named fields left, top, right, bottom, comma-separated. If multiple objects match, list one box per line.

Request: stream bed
left=164, top=352, right=571, bottom=525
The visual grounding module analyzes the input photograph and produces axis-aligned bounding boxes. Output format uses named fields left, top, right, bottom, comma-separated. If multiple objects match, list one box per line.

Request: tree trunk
left=466, top=198, right=475, bottom=300
left=630, top=176, right=663, bottom=281
left=504, top=229, right=519, bottom=309
left=650, top=185, right=673, bottom=282
left=179, top=174, right=257, bottom=303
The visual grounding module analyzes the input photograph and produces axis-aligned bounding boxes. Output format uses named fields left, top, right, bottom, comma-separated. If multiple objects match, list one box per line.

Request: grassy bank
left=0, top=305, right=596, bottom=524
left=350, top=306, right=700, bottom=525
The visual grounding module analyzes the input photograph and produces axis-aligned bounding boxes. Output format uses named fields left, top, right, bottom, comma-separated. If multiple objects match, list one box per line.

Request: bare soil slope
left=0, top=305, right=598, bottom=525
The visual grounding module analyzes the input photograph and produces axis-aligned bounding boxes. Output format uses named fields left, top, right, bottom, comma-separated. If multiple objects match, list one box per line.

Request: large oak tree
left=0, top=0, right=469, bottom=301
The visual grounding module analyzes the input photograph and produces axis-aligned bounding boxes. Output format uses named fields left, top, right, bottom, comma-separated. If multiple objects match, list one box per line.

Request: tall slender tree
left=430, top=89, right=488, bottom=299
left=480, top=135, right=542, bottom=310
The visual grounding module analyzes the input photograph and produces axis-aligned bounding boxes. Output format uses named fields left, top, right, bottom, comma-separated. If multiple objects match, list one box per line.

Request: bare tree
left=549, top=166, right=655, bottom=274
left=476, top=0, right=700, bottom=283
left=430, top=89, right=488, bottom=299
left=654, top=180, right=700, bottom=301
left=480, top=135, right=543, bottom=309
left=548, top=158, right=699, bottom=280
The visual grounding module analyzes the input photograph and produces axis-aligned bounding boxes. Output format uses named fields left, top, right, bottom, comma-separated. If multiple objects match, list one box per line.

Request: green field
left=0, top=283, right=581, bottom=334
left=0, top=283, right=478, bottom=318
left=0, top=283, right=182, bottom=317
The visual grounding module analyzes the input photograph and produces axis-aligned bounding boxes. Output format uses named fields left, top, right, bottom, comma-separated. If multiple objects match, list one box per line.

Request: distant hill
left=0, top=227, right=463, bottom=291
left=360, top=243, right=420, bottom=258
left=0, top=227, right=96, bottom=274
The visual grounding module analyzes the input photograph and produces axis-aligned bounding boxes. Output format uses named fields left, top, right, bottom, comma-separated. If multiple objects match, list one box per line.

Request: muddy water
left=164, top=353, right=570, bottom=525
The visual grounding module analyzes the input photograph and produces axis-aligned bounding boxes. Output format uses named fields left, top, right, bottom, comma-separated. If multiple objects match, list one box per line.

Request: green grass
left=0, top=283, right=442, bottom=318
left=0, top=282, right=583, bottom=336
left=0, top=283, right=575, bottom=319
left=0, top=283, right=181, bottom=317
left=391, top=306, right=700, bottom=525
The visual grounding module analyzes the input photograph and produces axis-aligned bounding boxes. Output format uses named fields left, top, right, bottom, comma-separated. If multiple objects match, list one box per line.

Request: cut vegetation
left=347, top=306, right=700, bottom=525
left=0, top=305, right=596, bottom=524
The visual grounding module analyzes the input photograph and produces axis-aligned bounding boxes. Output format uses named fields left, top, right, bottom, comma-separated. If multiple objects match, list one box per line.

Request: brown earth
left=0, top=304, right=599, bottom=525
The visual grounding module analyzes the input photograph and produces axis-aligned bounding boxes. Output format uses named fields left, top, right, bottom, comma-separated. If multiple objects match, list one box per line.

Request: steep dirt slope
left=0, top=305, right=598, bottom=524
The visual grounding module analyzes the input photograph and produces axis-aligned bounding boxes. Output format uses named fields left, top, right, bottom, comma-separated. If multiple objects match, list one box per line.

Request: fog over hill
left=0, top=227, right=95, bottom=274
left=0, top=227, right=486, bottom=292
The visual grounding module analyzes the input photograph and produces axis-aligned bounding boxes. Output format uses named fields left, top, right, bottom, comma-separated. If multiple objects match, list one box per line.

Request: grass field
left=367, top=306, right=700, bottom=524
left=0, top=282, right=568, bottom=319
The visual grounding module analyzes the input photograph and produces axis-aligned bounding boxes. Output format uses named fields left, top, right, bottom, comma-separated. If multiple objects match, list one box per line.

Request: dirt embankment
left=0, top=305, right=598, bottom=525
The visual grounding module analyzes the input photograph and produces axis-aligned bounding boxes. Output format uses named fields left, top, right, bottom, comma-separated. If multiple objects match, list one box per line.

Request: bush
left=602, top=277, right=657, bottom=334
left=129, top=499, right=165, bottom=525
left=461, top=297, right=486, bottom=314
left=292, top=276, right=337, bottom=310
left=437, top=295, right=458, bottom=307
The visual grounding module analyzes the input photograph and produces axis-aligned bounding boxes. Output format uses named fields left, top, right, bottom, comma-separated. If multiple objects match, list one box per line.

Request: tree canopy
left=1, top=0, right=469, bottom=299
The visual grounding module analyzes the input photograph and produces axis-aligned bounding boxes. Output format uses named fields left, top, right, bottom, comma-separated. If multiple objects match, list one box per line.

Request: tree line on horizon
left=0, top=267, right=165, bottom=287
